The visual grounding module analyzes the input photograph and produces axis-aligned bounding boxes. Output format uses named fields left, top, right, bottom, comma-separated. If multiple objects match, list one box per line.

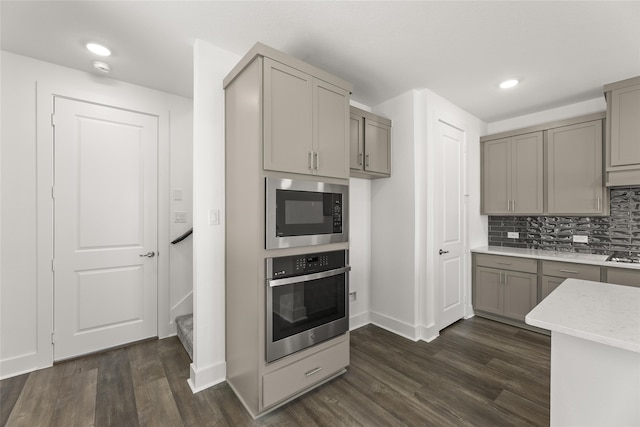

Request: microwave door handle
left=267, top=266, right=351, bottom=287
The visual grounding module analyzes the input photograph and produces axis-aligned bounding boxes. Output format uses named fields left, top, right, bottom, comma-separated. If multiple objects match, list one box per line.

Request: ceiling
left=2, top=1, right=639, bottom=123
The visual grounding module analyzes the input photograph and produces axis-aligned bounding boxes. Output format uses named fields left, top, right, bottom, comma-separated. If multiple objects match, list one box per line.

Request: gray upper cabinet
left=263, top=58, right=350, bottom=179
left=480, top=113, right=608, bottom=216
left=604, top=76, right=640, bottom=186
left=547, top=119, right=605, bottom=215
left=482, top=132, right=543, bottom=215
left=350, top=106, right=391, bottom=179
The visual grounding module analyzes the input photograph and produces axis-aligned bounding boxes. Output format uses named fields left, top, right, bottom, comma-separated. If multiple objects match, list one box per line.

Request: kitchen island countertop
left=525, top=278, right=640, bottom=353
left=524, top=279, right=640, bottom=426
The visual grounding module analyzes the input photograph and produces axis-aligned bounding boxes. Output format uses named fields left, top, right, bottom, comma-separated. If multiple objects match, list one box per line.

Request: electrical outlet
left=507, top=232, right=519, bottom=239
left=573, top=235, right=589, bottom=243
left=174, top=211, right=186, bottom=223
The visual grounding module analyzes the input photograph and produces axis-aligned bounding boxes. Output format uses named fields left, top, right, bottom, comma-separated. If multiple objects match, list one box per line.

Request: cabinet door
left=313, top=79, right=350, bottom=179
left=263, top=58, right=313, bottom=175
left=364, top=119, right=391, bottom=175
left=512, top=132, right=544, bottom=214
left=606, top=268, right=640, bottom=288
left=503, top=271, right=537, bottom=321
left=541, top=276, right=565, bottom=300
left=349, top=113, right=364, bottom=170
left=482, top=138, right=511, bottom=214
left=474, top=267, right=503, bottom=315
left=547, top=120, right=604, bottom=214
left=610, top=83, right=640, bottom=167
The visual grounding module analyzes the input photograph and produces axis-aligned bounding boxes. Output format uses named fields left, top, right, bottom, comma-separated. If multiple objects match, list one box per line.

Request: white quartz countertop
left=525, top=279, right=640, bottom=353
left=471, top=245, right=640, bottom=270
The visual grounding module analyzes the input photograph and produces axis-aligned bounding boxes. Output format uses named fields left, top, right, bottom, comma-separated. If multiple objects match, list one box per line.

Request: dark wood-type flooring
left=1, top=317, right=551, bottom=426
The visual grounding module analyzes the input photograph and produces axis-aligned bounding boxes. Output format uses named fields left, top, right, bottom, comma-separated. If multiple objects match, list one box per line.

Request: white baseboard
left=369, top=312, right=419, bottom=342
left=418, top=324, right=439, bottom=343
left=0, top=351, right=41, bottom=380
left=349, top=311, right=370, bottom=331
left=187, top=360, right=226, bottom=393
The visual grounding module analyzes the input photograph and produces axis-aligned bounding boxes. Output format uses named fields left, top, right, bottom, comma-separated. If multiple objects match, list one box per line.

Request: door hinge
left=51, top=113, right=56, bottom=127
left=51, top=332, right=55, bottom=344
left=51, top=186, right=55, bottom=199
left=51, top=259, right=55, bottom=271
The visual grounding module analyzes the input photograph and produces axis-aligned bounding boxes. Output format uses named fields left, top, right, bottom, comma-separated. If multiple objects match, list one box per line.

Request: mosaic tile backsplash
left=488, top=187, right=640, bottom=257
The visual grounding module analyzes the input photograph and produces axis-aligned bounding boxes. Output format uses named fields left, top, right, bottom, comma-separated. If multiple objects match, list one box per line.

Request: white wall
left=487, top=97, right=606, bottom=134
left=0, top=51, right=193, bottom=379
left=369, top=91, right=420, bottom=339
left=365, top=88, right=487, bottom=342
left=189, top=40, right=239, bottom=392
left=348, top=178, right=371, bottom=329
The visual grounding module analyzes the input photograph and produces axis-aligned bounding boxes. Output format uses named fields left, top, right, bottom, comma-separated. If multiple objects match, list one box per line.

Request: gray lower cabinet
left=473, top=254, right=538, bottom=322
left=541, top=276, right=565, bottom=300
left=547, top=119, right=606, bottom=215
left=605, top=76, right=640, bottom=186
left=604, top=267, right=640, bottom=288
left=481, top=132, right=543, bottom=215
left=350, top=106, right=391, bottom=178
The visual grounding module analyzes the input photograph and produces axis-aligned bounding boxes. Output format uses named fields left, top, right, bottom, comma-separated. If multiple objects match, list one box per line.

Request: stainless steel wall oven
left=265, top=250, right=349, bottom=363
left=265, top=177, right=348, bottom=249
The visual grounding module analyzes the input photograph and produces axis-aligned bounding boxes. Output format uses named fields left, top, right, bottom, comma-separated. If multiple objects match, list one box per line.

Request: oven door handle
left=267, top=266, right=351, bottom=287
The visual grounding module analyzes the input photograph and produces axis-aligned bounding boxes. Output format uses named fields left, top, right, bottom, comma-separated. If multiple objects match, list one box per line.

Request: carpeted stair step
left=175, top=313, right=193, bottom=361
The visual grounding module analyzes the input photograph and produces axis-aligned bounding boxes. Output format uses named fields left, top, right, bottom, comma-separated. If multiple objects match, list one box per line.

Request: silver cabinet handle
left=314, top=152, right=319, bottom=170
left=305, top=367, right=323, bottom=377
left=308, top=151, right=313, bottom=170
left=267, top=266, right=351, bottom=287
left=497, top=262, right=511, bottom=265
left=139, top=251, right=155, bottom=258
left=438, top=249, right=449, bottom=255
left=560, top=269, right=579, bottom=274
left=359, top=153, right=363, bottom=165
left=365, top=154, right=370, bottom=167
left=512, top=200, right=515, bottom=212
left=596, top=197, right=601, bottom=211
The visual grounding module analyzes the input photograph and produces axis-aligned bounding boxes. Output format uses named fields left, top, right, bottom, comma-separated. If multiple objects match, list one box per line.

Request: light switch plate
left=209, top=209, right=220, bottom=226
left=507, top=232, right=519, bottom=239
left=573, top=235, right=589, bottom=243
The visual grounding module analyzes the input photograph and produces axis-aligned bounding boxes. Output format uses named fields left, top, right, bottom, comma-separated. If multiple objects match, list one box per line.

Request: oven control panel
left=268, top=250, right=346, bottom=279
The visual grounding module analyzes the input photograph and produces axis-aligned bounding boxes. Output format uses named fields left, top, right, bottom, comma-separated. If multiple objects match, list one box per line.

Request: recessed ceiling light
left=92, top=61, right=111, bottom=74
left=499, top=79, right=519, bottom=89
left=86, top=42, right=111, bottom=57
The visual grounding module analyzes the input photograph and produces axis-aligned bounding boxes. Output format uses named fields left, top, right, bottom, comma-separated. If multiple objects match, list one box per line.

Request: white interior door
left=53, top=96, right=158, bottom=361
left=436, top=120, right=466, bottom=330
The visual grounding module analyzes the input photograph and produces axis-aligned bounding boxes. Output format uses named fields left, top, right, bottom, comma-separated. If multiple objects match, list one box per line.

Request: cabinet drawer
left=542, top=261, right=600, bottom=281
left=475, top=254, right=537, bottom=273
left=262, top=339, right=349, bottom=408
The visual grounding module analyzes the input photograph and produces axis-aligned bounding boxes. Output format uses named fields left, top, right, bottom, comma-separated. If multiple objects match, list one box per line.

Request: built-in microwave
left=265, top=177, right=348, bottom=249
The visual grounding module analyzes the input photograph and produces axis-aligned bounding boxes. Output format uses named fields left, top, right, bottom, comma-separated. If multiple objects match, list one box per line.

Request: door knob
left=139, top=251, right=156, bottom=258
left=439, top=249, right=449, bottom=255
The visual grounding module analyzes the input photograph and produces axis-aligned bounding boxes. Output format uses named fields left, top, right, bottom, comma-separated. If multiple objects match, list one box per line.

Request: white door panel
left=437, top=121, right=466, bottom=330
left=54, top=97, right=158, bottom=360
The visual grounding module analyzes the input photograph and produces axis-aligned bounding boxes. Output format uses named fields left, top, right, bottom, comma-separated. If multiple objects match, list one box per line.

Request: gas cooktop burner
left=605, top=252, right=640, bottom=263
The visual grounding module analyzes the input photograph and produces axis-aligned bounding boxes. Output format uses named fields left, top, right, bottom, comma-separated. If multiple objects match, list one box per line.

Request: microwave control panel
left=332, top=195, right=342, bottom=233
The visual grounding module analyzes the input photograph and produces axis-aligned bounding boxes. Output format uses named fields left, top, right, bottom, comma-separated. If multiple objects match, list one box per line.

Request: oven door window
left=276, top=190, right=339, bottom=237
left=271, top=274, right=346, bottom=342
